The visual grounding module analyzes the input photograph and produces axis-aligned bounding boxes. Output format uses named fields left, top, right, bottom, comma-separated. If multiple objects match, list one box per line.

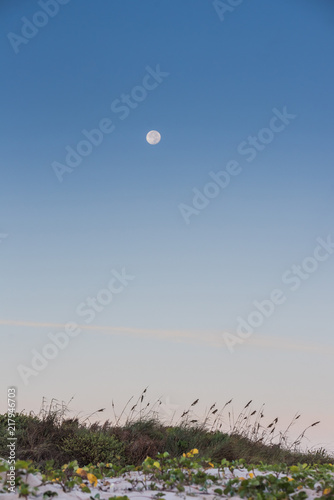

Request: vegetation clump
left=0, top=391, right=332, bottom=470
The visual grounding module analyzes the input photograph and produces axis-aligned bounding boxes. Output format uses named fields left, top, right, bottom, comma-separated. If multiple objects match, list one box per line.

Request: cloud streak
left=1, top=319, right=334, bottom=357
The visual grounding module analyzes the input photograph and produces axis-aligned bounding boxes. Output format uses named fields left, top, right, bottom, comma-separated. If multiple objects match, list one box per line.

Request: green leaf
left=43, top=491, right=58, bottom=498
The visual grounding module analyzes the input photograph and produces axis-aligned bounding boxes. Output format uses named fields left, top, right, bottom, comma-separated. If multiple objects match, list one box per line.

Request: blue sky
left=1, top=0, right=334, bottom=450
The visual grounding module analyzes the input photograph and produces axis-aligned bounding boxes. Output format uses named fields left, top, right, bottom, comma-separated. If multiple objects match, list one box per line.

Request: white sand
left=1, top=466, right=333, bottom=499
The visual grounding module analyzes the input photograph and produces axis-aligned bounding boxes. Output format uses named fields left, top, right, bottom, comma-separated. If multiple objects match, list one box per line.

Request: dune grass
left=0, top=391, right=332, bottom=469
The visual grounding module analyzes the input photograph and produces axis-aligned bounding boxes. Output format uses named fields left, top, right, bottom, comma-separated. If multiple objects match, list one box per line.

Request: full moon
left=146, top=130, right=161, bottom=145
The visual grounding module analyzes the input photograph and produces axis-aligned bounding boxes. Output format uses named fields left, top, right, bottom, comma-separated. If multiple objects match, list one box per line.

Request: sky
left=1, top=0, right=334, bottom=452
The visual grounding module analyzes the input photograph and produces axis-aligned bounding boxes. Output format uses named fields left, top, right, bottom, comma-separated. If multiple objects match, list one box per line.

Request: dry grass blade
left=115, top=395, right=134, bottom=426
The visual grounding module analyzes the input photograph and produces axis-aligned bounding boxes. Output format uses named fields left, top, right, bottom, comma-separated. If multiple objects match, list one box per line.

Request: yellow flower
left=297, top=485, right=303, bottom=490
left=76, top=468, right=87, bottom=478
left=87, top=473, right=98, bottom=487
left=324, top=488, right=331, bottom=495
left=182, top=453, right=186, bottom=457
left=288, top=478, right=294, bottom=482
left=106, top=463, right=112, bottom=468
left=239, top=477, right=246, bottom=481
left=249, top=473, right=254, bottom=479
left=79, top=483, right=86, bottom=488
left=208, top=462, right=214, bottom=468
left=191, top=449, right=199, bottom=454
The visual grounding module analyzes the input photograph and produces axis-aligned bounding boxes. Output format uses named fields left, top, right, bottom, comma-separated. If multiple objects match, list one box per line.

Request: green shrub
left=165, top=426, right=200, bottom=455
left=0, top=413, right=40, bottom=457
left=60, top=430, right=124, bottom=466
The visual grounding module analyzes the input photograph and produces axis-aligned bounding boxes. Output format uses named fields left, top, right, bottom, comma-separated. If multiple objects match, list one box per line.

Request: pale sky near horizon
left=1, top=0, right=334, bottom=453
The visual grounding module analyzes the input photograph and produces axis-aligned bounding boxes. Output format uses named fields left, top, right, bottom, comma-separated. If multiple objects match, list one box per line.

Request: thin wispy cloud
left=1, top=319, right=333, bottom=357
